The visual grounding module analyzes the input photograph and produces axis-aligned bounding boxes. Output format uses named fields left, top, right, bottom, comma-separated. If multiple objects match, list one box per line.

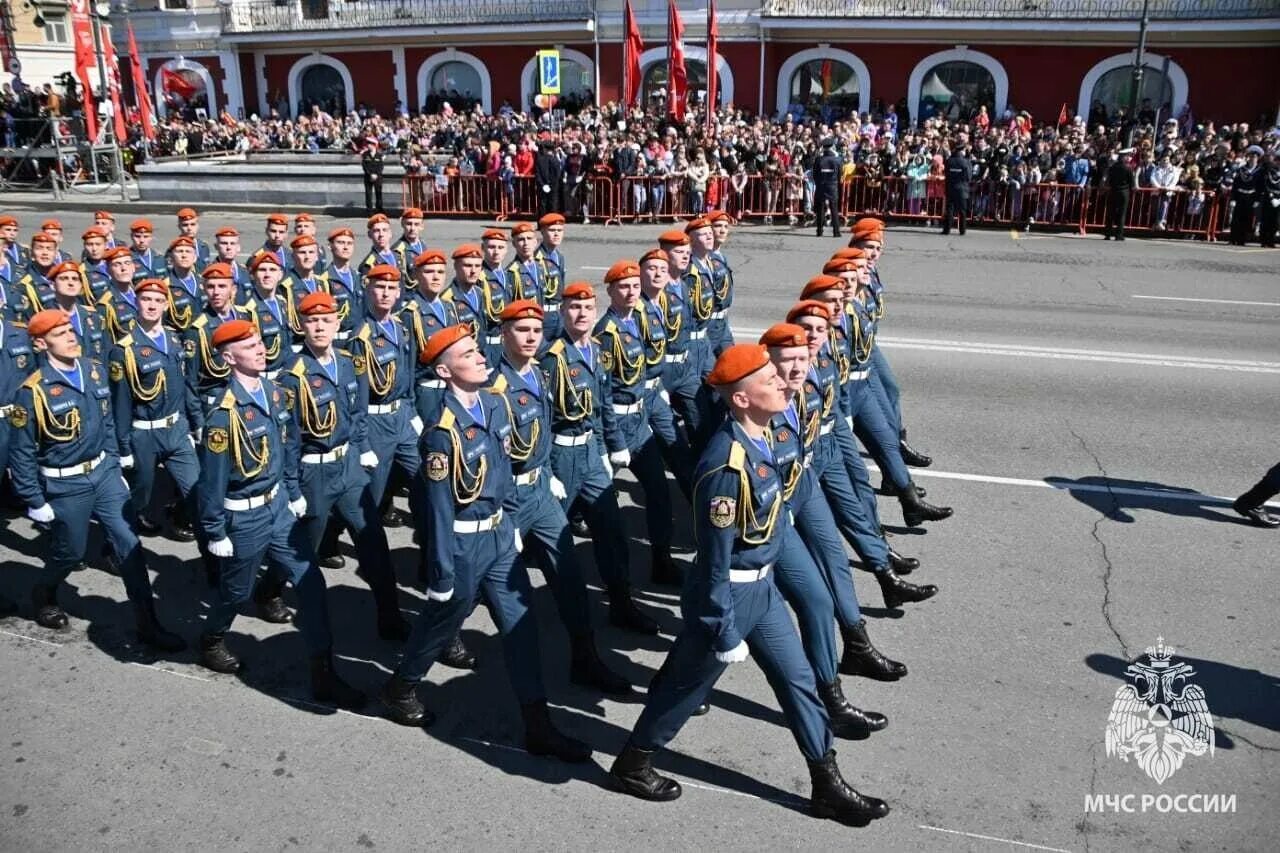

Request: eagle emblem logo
left=1104, top=637, right=1214, bottom=785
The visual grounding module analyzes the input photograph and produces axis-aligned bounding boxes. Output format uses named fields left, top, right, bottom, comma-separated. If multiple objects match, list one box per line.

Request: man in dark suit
left=942, top=145, right=973, bottom=235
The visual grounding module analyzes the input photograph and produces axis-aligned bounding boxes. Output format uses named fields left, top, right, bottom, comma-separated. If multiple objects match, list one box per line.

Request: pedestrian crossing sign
left=537, top=50, right=561, bottom=95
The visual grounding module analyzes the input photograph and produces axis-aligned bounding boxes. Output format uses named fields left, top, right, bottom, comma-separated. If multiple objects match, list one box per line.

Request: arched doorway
left=642, top=59, right=711, bottom=111
left=1077, top=53, right=1188, bottom=127
left=917, top=61, right=995, bottom=122
left=427, top=61, right=483, bottom=111
left=299, top=65, right=346, bottom=116
left=154, top=59, right=217, bottom=119
left=787, top=58, right=860, bottom=120
left=521, top=55, right=593, bottom=113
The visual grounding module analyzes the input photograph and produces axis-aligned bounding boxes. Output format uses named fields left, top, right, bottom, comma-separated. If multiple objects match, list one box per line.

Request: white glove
left=194, top=428, right=203, bottom=442
left=360, top=450, right=379, bottom=469
left=27, top=503, right=55, bottom=523
left=541, top=184, right=551, bottom=193
left=549, top=476, right=567, bottom=500
left=601, top=455, right=614, bottom=479
left=659, top=389, right=670, bottom=404
left=845, top=415, right=853, bottom=432
left=209, top=537, right=234, bottom=558
left=187, top=434, right=197, bottom=449
left=514, top=528, right=524, bottom=553
left=609, top=449, right=632, bottom=469
left=120, top=454, right=135, bottom=470
left=715, top=641, right=750, bottom=664
left=288, top=496, right=308, bottom=519
left=410, top=415, right=424, bottom=436
left=426, top=586, right=453, bottom=602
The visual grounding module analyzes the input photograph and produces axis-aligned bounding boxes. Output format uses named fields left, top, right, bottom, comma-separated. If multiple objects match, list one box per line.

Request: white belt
left=418, top=379, right=445, bottom=389
left=612, top=401, right=644, bottom=416
left=553, top=432, right=593, bottom=447
left=223, top=483, right=279, bottom=511
left=369, top=400, right=401, bottom=415
left=729, top=563, right=772, bottom=583
left=131, top=412, right=180, bottom=430
left=819, top=422, right=833, bottom=436
left=40, top=451, right=106, bottom=479
left=710, top=310, right=727, bottom=320
left=514, top=466, right=541, bottom=487
left=688, top=329, right=707, bottom=340
left=847, top=369, right=869, bottom=381
left=453, top=508, right=503, bottom=534
left=664, top=352, right=687, bottom=364
left=643, top=377, right=662, bottom=390
left=301, top=442, right=348, bottom=464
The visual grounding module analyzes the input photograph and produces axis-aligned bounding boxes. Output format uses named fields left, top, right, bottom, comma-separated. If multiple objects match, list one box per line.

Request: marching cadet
left=706, top=210, right=736, bottom=356
left=0, top=230, right=17, bottom=320
left=682, top=217, right=719, bottom=374
left=402, top=249, right=457, bottom=422
left=656, top=229, right=713, bottom=448
left=380, top=323, right=591, bottom=765
left=47, top=261, right=107, bottom=363
left=184, top=263, right=254, bottom=429
left=506, top=222, right=544, bottom=304
left=174, top=208, right=214, bottom=272
left=1, top=312, right=36, bottom=486
left=195, top=319, right=365, bottom=710
left=260, top=213, right=289, bottom=266
left=595, top=261, right=684, bottom=584
left=477, top=228, right=511, bottom=355
left=79, top=226, right=111, bottom=302
left=107, top=279, right=201, bottom=542
left=491, top=299, right=647, bottom=682
left=391, top=207, right=426, bottom=274
left=760, top=322, right=906, bottom=686
left=129, top=220, right=167, bottom=281
left=16, top=231, right=59, bottom=316
left=93, top=210, right=120, bottom=248
left=849, top=218, right=933, bottom=468
left=212, top=227, right=253, bottom=296
left=293, top=213, right=328, bottom=272
left=239, top=253, right=295, bottom=378
left=608, top=344, right=890, bottom=828
left=636, top=248, right=695, bottom=493
left=535, top=213, right=567, bottom=341
left=346, top=265, right=422, bottom=510
left=163, top=236, right=203, bottom=331
left=8, top=309, right=184, bottom=650
left=279, top=235, right=328, bottom=332
left=40, top=219, right=72, bottom=263
left=280, top=292, right=409, bottom=641
left=0, top=214, right=29, bottom=270
left=323, top=227, right=361, bottom=340
left=357, top=213, right=398, bottom=275
left=98, top=247, right=140, bottom=343
left=446, top=242, right=500, bottom=361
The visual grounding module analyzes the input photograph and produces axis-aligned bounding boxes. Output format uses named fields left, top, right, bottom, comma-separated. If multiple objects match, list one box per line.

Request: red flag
left=162, top=66, right=198, bottom=100
left=69, top=0, right=98, bottom=142
left=98, top=20, right=127, bottom=143
left=127, top=23, right=155, bottom=141
left=623, top=0, right=643, bottom=109
left=705, top=0, right=718, bottom=130
left=666, top=0, right=687, bottom=122
left=0, top=1, right=17, bottom=79
left=820, top=59, right=833, bottom=97
left=1057, top=102, right=1069, bottom=127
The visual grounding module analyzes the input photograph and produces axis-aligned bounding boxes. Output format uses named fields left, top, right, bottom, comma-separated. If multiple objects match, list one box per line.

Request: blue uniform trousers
left=41, top=460, right=155, bottom=606
left=363, top=404, right=421, bottom=507
left=205, top=490, right=333, bottom=653
left=0, top=423, right=11, bottom=485
left=646, top=392, right=694, bottom=498
left=813, top=431, right=890, bottom=570
left=394, top=519, right=545, bottom=703
left=774, top=524, right=840, bottom=684
left=548, top=440, right=633, bottom=587
left=832, top=419, right=888, bottom=530
left=620, top=417, right=675, bottom=557
left=869, top=345, right=904, bottom=436
left=630, top=575, right=832, bottom=762
left=128, top=420, right=200, bottom=521
left=791, top=473, right=863, bottom=629
left=515, top=476, right=590, bottom=634
left=707, top=317, right=735, bottom=357
left=847, top=380, right=912, bottom=492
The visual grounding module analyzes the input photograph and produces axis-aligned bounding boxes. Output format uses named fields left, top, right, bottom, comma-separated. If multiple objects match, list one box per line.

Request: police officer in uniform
left=813, top=140, right=842, bottom=238
left=1229, top=146, right=1264, bottom=246
left=943, top=144, right=973, bottom=236
left=9, top=309, right=184, bottom=650
left=609, top=344, right=889, bottom=827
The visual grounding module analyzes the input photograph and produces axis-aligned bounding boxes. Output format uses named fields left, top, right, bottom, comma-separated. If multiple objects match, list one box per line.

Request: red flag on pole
left=666, top=0, right=687, bottom=122
left=821, top=59, right=833, bottom=97
left=1057, top=102, right=1070, bottom=127
left=69, top=0, right=98, bottom=142
left=161, top=66, right=199, bottom=101
left=98, top=20, right=127, bottom=143
left=623, top=0, right=643, bottom=109
left=126, top=23, right=155, bottom=140
left=705, top=0, right=718, bottom=130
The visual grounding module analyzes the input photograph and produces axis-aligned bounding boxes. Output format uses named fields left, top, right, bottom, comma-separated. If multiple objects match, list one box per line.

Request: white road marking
left=0, top=628, right=63, bottom=646
left=579, top=265, right=611, bottom=271
left=919, top=825, right=1073, bottom=853
left=1132, top=294, right=1280, bottom=308
left=128, top=661, right=212, bottom=682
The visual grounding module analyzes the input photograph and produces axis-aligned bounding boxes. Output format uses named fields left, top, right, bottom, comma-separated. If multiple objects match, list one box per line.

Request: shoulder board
left=727, top=441, right=746, bottom=472
left=438, top=408, right=456, bottom=431
left=289, top=359, right=307, bottom=377
left=548, top=339, right=566, bottom=355
left=21, top=372, right=41, bottom=389
left=403, top=300, right=420, bottom=313
left=192, top=314, right=209, bottom=328
left=491, top=374, right=508, bottom=393
left=218, top=388, right=237, bottom=410
left=117, top=334, right=135, bottom=347
left=337, top=350, right=353, bottom=361
left=440, top=290, right=455, bottom=302
left=506, top=260, right=521, bottom=271
left=602, top=320, right=618, bottom=335
left=355, top=325, right=373, bottom=343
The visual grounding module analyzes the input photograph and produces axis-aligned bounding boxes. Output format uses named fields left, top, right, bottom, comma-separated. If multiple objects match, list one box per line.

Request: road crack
left=1069, top=427, right=1133, bottom=660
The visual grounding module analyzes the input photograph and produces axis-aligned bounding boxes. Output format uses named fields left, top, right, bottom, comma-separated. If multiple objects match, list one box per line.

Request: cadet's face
left=514, top=232, right=538, bottom=257
left=331, top=235, right=354, bottom=260
left=503, top=317, right=543, bottom=360
left=442, top=338, right=487, bottom=386
left=483, top=239, right=507, bottom=266
left=53, top=271, right=82, bottom=298
left=179, top=219, right=199, bottom=237
left=370, top=222, right=392, bottom=247
left=204, top=277, right=234, bottom=310
left=216, top=235, right=240, bottom=259
left=94, top=218, right=113, bottom=234
left=109, top=257, right=134, bottom=283
left=712, top=221, right=729, bottom=244
left=303, top=311, right=338, bottom=348
left=457, top=257, right=482, bottom=284
left=38, top=323, right=81, bottom=361
left=132, top=231, right=152, bottom=250
left=855, top=264, right=871, bottom=286
left=541, top=224, right=564, bottom=247
left=368, top=279, right=400, bottom=312
left=296, top=221, right=317, bottom=238
left=402, top=218, right=423, bottom=239
left=769, top=345, right=809, bottom=393
left=171, top=245, right=196, bottom=269
left=797, top=317, right=829, bottom=354
left=836, top=271, right=858, bottom=293
left=562, top=298, right=596, bottom=336
left=640, top=260, right=669, bottom=293
left=254, top=265, right=282, bottom=292
left=46, top=228, right=62, bottom=244
left=609, top=277, right=641, bottom=311
left=737, top=362, right=787, bottom=416
left=266, top=222, right=288, bottom=245
left=666, top=244, right=691, bottom=271
left=84, top=237, right=105, bottom=260
left=137, top=291, right=166, bottom=322
left=818, top=290, right=844, bottom=320
left=416, top=264, right=447, bottom=295
left=223, top=334, right=266, bottom=373
left=32, top=243, right=56, bottom=265
left=691, top=227, right=715, bottom=252
left=0, top=224, right=17, bottom=242
left=294, top=244, right=319, bottom=270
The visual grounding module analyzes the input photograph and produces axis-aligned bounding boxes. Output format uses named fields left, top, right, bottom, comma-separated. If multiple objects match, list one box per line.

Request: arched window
left=162, top=69, right=209, bottom=115
left=522, top=58, right=593, bottom=112
left=788, top=59, right=859, bottom=120
left=428, top=61, right=483, bottom=111
left=299, top=65, right=346, bottom=116
left=917, top=61, right=994, bottom=123
left=642, top=59, right=715, bottom=110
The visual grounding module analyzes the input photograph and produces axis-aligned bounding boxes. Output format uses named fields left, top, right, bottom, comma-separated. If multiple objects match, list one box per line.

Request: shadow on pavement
left=1048, top=476, right=1245, bottom=525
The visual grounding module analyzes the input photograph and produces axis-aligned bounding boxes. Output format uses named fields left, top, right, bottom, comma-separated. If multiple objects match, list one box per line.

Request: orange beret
left=684, top=215, right=713, bottom=234
left=327, top=227, right=354, bottom=241
left=266, top=213, right=289, bottom=226
left=759, top=323, right=809, bottom=349
left=400, top=207, right=424, bottom=220
left=298, top=291, right=338, bottom=315
left=639, top=248, right=669, bottom=266
left=364, top=264, right=401, bottom=282
left=451, top=243, right=482, bottom=260
left=537, top=213, right=566, bottom=229
left=499, top=299, right=544, bottom=323
left=168, top=236, right=195, bottom=252
left=366, top=213, right=389, bottom=228
left=130, top=219, right=153, bottom=233
left=248, top=251, right=282, bottom=272
left=214, top=226, right=239, bottom=238
left=176, top=207, right=199, bottom=221
left=211, top=319, right=257, bottom=348
left=562, top=281, right=595, bottom=301
left=104, top=247, right=133, bottom=262
left=30, top=231, right=57, bottom=246
left=40, top=218, right=62, bottom=231
left=708, top=211, right=732, bottom=224
left=294, top=212, right=315, bottom=224
left=707, top=343, right=769, bottom=387
left=0, top=214, right=17, bottom=227
left=135, top=279, right=168, bottom=296
left=822, top=258, right=860, bottom=275
left=510, top=222, right=536, bottom=236
left=786, top=300, right=831, bottom=324
left=81, top=226, right=107, bottom=241
left=201, top=262, right=234, bottom=280
left=658, top=229, right=690, bottom=246
left=93, top=210, right=114, bottom=221
left=48, top=261, right=81, bottom=279
left=849, top=219, right=884, bottom=243
left=414, top=249, right=448, bottom=267
left=830, top=247, right=865, bottom=261
left=26, top=309, right=71, bottom=338
left=289, top=235, right=317, bottom=251
left=604, top=259, right=640, bottom=283
left=481, top=228, right=508, bottom=243
left=801, top=274, right=845, bottom=299
left=420, top=324, right=472, bottom=365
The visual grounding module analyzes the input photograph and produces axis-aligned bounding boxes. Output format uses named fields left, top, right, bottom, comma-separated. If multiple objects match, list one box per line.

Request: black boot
left=0, top=594, right=17, bottom=617
left=135, top=600, right=185, bottom=652
left=816, top=679, right=887, bottom=739
left=521, top=701, right=592, bottom=763
left=31, top=584, right=68, bottom=630
left=651, top=552, right=683, bottom=587
left=1232, top=497, right=1280, bottom=529
left=608, top=585, right=659, bottom=635
left=569, top=516, right=591, bottom=538
left=135, top=515, right=163, bottom=536
left=253, top=581, right=292, bottom=624
left=381, top=506, right=409, bottom=528
left=167, top=503, right=196, bottom=543
left=610, top=743, right=682, bottom=801
left=808, top=749, right=890, bottom=826
left=380, top=675, right=434, bottom=727
left=691, top=702, right=711, bottom=716
left=310, top=653, right=366, bottom=710
left=887, top=547, right=919, bottom=574
left=570, top=632, right=633, bottom=696
left=876, top=567, right=938, bottom=609
left=199, top=632, right=241, bottom=674
left=318, top=553, right=346, bottom=570
left=376, top=604, right=411, bottom=643
left=439, top=633, right=477, bottom=669
left=839, top=620, right=906, bottom=681
left=898, top=438, right=932, bottom=468
left=899, top=481, right=952, bottom=527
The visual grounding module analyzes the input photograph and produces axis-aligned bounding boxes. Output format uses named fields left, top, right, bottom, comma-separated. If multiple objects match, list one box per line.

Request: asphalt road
left=1, top=207, right=1277, bottom=852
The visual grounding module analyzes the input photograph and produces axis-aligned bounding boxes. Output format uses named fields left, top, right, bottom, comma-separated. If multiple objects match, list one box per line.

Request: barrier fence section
left=402, top=173, right=1224, bottom=241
